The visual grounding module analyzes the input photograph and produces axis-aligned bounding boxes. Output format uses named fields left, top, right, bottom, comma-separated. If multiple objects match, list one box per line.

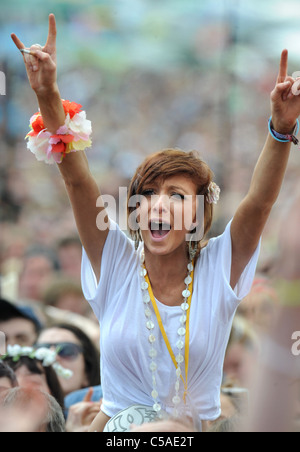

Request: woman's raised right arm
left=11, top=14, right=109, bottom=282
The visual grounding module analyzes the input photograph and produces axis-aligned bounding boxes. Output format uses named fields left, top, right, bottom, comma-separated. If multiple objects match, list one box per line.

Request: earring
left=188, top=236, right=198, bottom=261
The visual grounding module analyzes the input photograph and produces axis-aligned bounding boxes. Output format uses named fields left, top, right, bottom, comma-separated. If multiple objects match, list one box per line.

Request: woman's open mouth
left=149, top=220, right=172, bottom=241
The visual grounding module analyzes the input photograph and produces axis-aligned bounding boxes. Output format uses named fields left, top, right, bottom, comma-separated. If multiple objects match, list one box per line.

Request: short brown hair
left=127, top=149, right=215, bottom=255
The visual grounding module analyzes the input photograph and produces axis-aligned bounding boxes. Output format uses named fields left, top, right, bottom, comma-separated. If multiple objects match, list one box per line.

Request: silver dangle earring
left=188, top=235, right=198, bottom=261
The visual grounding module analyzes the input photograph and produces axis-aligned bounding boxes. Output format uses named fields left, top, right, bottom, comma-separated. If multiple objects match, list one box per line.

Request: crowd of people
left=0, top=196, right=299, bottom=432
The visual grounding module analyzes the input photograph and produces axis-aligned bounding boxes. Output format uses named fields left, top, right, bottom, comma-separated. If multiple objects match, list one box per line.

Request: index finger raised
left=11, top=33, right=25, bottom=51
left=83, top=387, right=94, bottom=403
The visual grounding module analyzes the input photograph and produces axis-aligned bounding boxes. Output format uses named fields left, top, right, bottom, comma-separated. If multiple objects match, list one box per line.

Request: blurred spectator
left=223, top=315, right=259, bottom=387
left=64, top=386, right=103, bottom=416
left=0, top=169, right=25, bottom=223
left=65, top=387, right=103, bottom=433
left=0, top=298, right=43, bottom=346
left=207, top=386, right=248, bottom=431
left=57, top=236, right=82, bottom=280
left=237, top=277, right=278, bottom=333
left=18, top=246, right=59, bottom=302
left=37, top=324, right=100, bottom=396
left=207, top=414, right=244, bottom=433
left=42, top=304, right=100, bottom=345
left=42, top=276, right=92, bottom=317
left=272, top=195, right=300, bottom=279
left=3, top=355, right=65, bottom=411
left=0, top=362, right=18, bottom=392
left=0, top=387, right=65, bottom=432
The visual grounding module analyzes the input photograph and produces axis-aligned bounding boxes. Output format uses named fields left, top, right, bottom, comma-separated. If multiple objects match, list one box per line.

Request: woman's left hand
left=271, top=49, right=300, bottom=134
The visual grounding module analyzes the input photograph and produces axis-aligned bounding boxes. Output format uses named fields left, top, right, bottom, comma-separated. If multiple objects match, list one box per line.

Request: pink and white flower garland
left=25, top=100, right=92, bottom=164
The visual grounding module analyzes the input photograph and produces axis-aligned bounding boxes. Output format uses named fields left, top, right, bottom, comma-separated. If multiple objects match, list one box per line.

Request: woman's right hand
left=11, top=13, right=58, bottom=95
left=11, top=14, right=108, bottom=279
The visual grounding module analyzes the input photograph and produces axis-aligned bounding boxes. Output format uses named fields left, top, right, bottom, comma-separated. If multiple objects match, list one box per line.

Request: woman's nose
left=151, top=194, right=169, bottom=213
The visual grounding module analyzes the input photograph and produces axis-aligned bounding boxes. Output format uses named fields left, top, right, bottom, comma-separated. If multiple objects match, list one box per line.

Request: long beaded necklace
left=140, top=253, right=194, bottom=418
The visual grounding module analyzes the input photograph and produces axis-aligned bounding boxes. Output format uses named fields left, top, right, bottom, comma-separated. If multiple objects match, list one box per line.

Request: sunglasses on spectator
left=36, top=342, right=83, bottom=361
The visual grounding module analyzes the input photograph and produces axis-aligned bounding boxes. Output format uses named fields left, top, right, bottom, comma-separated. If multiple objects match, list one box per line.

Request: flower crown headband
left=1, top=345, right=73, bottom=380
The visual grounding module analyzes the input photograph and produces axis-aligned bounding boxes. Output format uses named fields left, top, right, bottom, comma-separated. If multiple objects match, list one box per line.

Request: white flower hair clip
left=2, top=345, right=73, bottom=380
left=206, top=182, right=221, bottom=205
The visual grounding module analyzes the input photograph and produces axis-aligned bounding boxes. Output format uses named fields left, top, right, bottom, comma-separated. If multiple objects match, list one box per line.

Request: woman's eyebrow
left=166, top=184, right=190, bottom=194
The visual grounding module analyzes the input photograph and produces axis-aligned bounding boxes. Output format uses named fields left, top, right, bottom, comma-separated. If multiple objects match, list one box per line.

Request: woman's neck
left=143, top=245, right=189, bottom=292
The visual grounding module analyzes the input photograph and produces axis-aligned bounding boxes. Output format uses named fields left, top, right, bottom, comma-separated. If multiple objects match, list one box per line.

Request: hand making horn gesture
left=11, top=13, right=58, bottom=95
left=271, top=49, right=300, bottom=135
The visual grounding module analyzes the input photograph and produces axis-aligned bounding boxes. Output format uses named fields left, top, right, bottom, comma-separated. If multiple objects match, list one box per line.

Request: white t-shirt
left=81, top=219, right=260, bottom=421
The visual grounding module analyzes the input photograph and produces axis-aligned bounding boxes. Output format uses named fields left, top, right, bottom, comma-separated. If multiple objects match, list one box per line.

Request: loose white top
left=81, top=219, right=260, bottom=421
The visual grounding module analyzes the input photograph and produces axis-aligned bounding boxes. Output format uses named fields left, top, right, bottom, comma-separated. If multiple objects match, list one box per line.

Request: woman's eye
left=142, top=189, right=155, bottom=197
left=171, top=193, right=185, bottom=200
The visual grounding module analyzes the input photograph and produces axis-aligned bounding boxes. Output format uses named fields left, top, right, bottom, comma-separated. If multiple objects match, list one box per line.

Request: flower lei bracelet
left=26, top=100, right=92, bottom=164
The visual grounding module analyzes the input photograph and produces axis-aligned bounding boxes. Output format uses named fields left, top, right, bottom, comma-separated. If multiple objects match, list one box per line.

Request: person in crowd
left=42, top=276, right=93, bottom=318
left=207, top=414, right=244, bottom=433
left=11, top=13, right=300, bottom=432
left=223, top=315, right=260, bottom=387
left=272, top=195, right=300, bottom=279
left=0, top=298, right=43, bottom=347
left=1, top=343, right=103, bottom=432
left=65, top=387, right=103, bottom=432
left=64, top=385, right=103, bottom=417
left=36, top=323, right=100, bottom=396
left=2, top=345, right=67, bottom=411
left=18, top=245, right=59, bottom=302
left=245, top=198, right=300, bottom=432
left=57, top=236, right=82, bottom=280
left=0, top=387, right=65, bottom=432
left=237, top=277, right=278, bottom=333
left=0, top=362, right=18, bottom=392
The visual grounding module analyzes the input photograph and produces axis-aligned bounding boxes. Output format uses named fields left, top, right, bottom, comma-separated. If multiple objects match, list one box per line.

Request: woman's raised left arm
left=231, top=49, right=300, bottom=289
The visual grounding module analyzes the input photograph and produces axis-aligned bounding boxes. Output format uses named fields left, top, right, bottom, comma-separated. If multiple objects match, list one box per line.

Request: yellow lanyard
left=144, top=267, right=194, bottom=403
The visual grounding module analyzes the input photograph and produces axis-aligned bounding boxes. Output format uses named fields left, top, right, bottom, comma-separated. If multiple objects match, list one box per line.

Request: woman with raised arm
left=11, top=14, right=300, bottom=432
left=12, top=15, right=108, bottom=284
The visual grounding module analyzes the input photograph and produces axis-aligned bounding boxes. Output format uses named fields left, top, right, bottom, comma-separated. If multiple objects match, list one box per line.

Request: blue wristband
left=268, top=117, right=299, bottom=145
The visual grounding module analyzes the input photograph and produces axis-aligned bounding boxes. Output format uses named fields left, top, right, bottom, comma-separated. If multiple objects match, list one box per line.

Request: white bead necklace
left=140, top=252, right=194, bottom=418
